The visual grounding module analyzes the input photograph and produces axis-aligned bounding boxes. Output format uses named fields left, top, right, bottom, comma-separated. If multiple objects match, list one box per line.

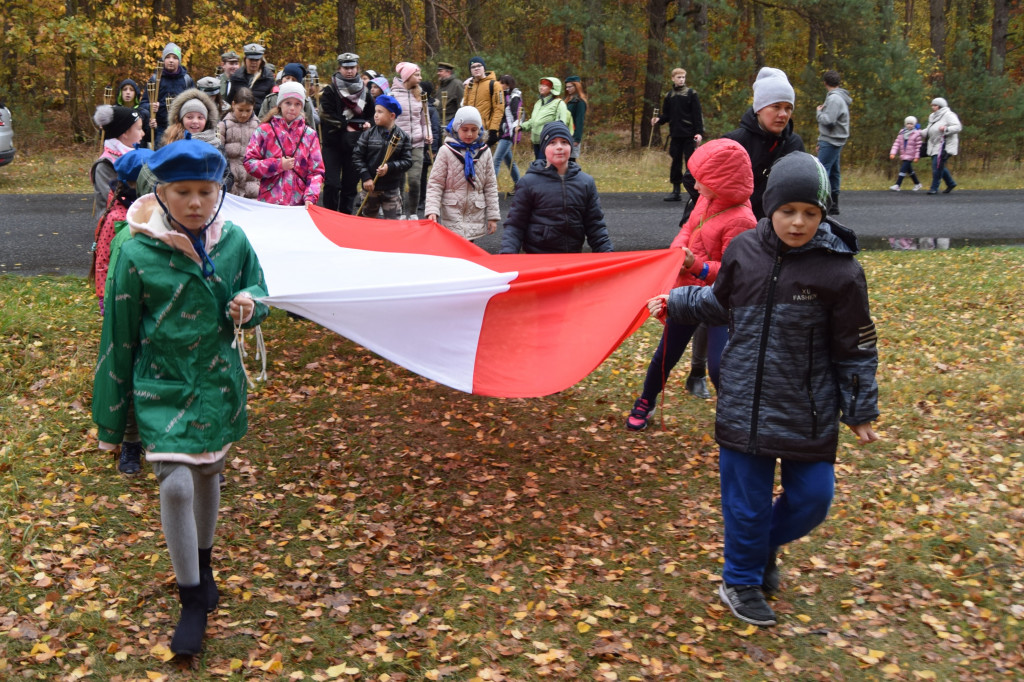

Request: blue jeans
left=493, top=138, right=521, bottom=184
left=639, top=320, right=727, bottom=402
left=719, top=447, right=834, bottom=585
left=930, top=151, right=956, bottom=192
left=816, top=141, right=842, bottom=193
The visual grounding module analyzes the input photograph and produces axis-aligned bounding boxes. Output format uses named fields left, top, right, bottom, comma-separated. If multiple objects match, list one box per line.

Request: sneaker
left=888, top=184, right=900, bottom=191
left=625, top=397, right=655, bottom=431
left=685, top=374, right=711, bottom=399
left=408, top=214, right=419, bottom=220
left=942, top=183, right=957, bottom=194
left=118, top=442, right=143, bottom=475
left=913, top=183, right=923, bottom=191
left=762, top=547, right=780, bottom=596
left=719, top=583, right=777, bottom=627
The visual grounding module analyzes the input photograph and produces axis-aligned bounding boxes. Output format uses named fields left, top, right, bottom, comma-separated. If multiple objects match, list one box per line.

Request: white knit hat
left=752, top=67, right=795, bottom=112
left=451, top=106, right=483, bottom=131
left=278, top=81, right=306, bottom=104
left=904, top=115, right=917, bottom=126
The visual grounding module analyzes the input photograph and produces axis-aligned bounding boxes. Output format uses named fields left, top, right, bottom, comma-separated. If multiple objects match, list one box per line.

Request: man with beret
left=435, top=61, right=463, bottom=126
left=139, top=42, right=196, bottom=147
left=229, top=43, right=275, bottom=112
left=461, top=57, right=504, bottom=149
left=319, top=52, right=374, bottom=213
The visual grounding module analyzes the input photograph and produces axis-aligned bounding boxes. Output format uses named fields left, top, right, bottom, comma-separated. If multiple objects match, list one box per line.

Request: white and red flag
left=223, top=195, right=683, bottom=398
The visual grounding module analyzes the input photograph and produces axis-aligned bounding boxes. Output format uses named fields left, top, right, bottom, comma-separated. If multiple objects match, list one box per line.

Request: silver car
left=0, top=103, right=14, bottom=167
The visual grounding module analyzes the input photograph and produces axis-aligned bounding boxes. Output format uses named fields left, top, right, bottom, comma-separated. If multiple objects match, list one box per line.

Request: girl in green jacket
left=92, top=139, right=269, bottom=657
left=521, top=76, right=571, bottom=160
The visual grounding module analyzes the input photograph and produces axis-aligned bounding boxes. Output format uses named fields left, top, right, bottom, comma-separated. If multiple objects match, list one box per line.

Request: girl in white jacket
left=424, top=106, right=500, bottom=240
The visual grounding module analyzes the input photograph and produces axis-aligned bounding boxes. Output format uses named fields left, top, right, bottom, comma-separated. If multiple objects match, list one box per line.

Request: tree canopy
left=2, top=0, right=1022, bottom=163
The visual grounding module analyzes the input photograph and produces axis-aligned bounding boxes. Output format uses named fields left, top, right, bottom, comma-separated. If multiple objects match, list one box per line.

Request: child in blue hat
left=92, top=138, right=270, bottom=657
left=352, top=94, right=413, bottom=218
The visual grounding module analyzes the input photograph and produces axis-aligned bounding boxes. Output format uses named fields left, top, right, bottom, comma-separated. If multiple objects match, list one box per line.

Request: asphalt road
left=2, top=189, right=1022, bottom=276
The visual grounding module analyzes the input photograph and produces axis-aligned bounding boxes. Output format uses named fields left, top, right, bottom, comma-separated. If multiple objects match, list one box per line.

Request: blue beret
left=375, top=94, right=402, bottom=116
left=148, top=137, right=226, bottom=184
left=114, top=148, right=155, bottom=183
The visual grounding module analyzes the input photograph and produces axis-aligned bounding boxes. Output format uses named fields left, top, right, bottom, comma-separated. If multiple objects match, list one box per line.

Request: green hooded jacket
left=521, top=76, right=571, bottom=145
left=92, top=194, right=269, bottom=455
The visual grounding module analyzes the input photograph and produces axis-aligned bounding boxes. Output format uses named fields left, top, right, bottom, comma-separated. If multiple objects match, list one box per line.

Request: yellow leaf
left=577, top=622, right=591, bottom=633
left=796, top=614, right=811, bottom=623
left=734, top=624, right=758, bottom=637
left=230, top=658, right=244, bottom=670
left=400, top=611, right=421, bottom=625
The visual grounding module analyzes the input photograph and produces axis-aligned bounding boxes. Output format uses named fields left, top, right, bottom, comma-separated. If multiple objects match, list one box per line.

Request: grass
left=2, top=138, right=1022, bottom=196
left=1, top=248, right=1022, bottom=680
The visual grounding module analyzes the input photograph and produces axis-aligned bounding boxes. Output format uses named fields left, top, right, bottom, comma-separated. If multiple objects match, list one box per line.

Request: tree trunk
left=990, top=0, right=1008, bottom=74
left=753, top=1, right=766, bottom=70
left=641, top=0, right=672, bottom=147
left=583, top=0, right=606, bottom=69
left=65, top=0, right=87, bottom=139
left=467, top=0, right=482, bottom=49
left=903, top=0, right=914, bottom=40
left=174, top=0, right=193, bottom=24
left=929, top=0, right=946, bottom=66
left=808, top=21, right=817, bottom=65
left=337, top=0, right=357, bottom=53
left=424, top=0, right=440, bottom=58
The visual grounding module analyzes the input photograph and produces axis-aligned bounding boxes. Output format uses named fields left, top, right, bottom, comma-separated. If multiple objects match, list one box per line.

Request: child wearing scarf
left=424, top=106, right=499, bottom=240
left=92, top=139, right=269, bottom=657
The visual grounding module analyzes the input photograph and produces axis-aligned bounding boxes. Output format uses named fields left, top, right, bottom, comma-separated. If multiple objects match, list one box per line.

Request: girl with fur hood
left=424, top=106, right=500, bottom=240
left=161, top=88, right=223, bottom=150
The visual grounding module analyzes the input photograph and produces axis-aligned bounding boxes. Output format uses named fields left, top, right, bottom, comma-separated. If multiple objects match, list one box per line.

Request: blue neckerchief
left=154, top=188, right=226, bottom=278
left=446, top=138, right=486, bottom=181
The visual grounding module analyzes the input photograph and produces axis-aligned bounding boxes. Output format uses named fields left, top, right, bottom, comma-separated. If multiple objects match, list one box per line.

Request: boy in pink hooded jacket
left=626, top=138, right=756, bottom=431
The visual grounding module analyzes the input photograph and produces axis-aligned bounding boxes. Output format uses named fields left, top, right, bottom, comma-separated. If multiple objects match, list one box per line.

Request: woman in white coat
left=921, top=97, right=962, bottom=194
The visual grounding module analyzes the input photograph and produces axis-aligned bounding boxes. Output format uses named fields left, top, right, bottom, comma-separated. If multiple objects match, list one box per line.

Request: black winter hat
left=762, top=152, right=831, bottom=219
left=539, top=121, right=573, bottom=155
left=93, top=105, right=140, bottom=140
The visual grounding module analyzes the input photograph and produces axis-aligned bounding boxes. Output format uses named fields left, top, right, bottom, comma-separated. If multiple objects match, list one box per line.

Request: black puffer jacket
left=352, top=125, right=413, bottom=192
left=229, top=64, right=276, bottom=112
left=500, top=160, right=613, bottom=254
left=666, top=218, right=878, bottom=462
left=722, top=108, right=805, bottom=218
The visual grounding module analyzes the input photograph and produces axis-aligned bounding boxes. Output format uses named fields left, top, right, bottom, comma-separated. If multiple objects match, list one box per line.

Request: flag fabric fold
left=222, top=195, right=683, bottom=397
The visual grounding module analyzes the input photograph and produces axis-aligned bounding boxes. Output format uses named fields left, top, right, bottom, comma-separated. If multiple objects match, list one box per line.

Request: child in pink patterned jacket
left=244, top=81, right=324, bottom=206
left=888, top=116, right=923, bottom=192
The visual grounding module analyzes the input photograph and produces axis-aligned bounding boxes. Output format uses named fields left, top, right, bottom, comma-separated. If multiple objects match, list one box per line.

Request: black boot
left=118, top=441, right=143, bottom=475
left=685, top=370, right=711, bottom=399
left=827, top=191, right=840, bottom=215
left=198, top=547, right=219, bottom=613
left=171, top=583, right=208, bottom=656
left=664, top=183, right=682, bottom=202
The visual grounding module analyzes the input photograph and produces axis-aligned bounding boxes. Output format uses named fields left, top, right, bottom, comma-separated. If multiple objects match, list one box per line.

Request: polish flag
left=223, top=195, right=683, bottom=398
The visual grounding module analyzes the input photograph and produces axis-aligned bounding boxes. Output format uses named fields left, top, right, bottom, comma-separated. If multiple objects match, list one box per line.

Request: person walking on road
left=921, top=97, right=961, bottom=195
left=815, top=70, right=851, bottom=215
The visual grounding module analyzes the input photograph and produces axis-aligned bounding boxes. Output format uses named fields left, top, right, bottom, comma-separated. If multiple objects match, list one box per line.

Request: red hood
left=687, top=138, right=754, bottom=209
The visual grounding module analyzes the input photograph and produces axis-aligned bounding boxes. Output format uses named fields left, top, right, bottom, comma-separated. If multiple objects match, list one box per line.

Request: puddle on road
left=861, top=237, right=1024, bottom=251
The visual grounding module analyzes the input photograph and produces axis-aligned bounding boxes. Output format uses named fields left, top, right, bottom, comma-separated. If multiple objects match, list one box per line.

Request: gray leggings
left=151, top=458, right=225, bottom=586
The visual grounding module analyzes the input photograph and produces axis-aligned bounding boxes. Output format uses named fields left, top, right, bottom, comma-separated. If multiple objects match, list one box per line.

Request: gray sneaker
left=719, top=583, right=777, bottom=627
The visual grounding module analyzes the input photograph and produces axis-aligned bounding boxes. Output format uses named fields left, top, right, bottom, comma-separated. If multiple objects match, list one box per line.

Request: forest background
left=1, top=0, right=1023, bottom=171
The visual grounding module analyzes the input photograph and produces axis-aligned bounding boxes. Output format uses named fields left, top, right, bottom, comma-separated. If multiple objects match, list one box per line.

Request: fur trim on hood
left=168, top=88, right=220, bottom=130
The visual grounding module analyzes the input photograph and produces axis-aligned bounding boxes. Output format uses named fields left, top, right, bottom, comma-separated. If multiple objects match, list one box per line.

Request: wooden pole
left=356, top=130, right=402, bottom=217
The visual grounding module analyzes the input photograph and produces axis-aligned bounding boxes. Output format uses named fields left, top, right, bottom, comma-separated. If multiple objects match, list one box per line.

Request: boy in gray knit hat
left=647, top=150, right=879, bottom=630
